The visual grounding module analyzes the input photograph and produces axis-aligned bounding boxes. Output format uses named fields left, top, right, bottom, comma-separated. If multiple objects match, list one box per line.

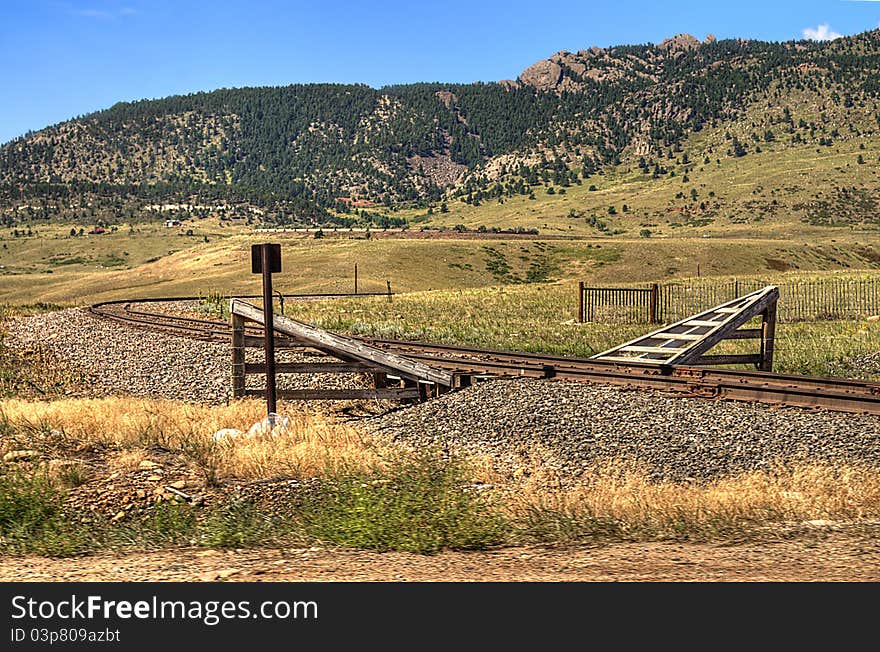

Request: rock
left=3, top=450, right=40, bottom=462
left=216, top=568, right=241, bottom=579
left=658, top=34, right=701, bottom=52
left=866, top=315, right=879, bottom=322
left=146, top=475, right=163, bottom=482
left=198, top=568, right=240, bottom=582
left=47, top=459, right=80, bottom=471
left=434, top=90, right=457, bottom=108
left=519, top=60, right=563, bottom=92
left=138, top=460, right=161, bottom=470
left=169, top=480, right=187, bottom=489
left=246, top=414, right=289, bottom=438
left=212, top=428, right=244, bottom=441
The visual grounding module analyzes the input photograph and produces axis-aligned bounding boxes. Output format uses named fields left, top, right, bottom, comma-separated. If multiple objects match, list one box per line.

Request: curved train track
left=88, top=298, right=880, bottom=416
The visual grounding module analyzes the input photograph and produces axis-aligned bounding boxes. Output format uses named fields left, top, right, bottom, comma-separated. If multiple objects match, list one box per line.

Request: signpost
left=251, top=243, right=281, bottom=416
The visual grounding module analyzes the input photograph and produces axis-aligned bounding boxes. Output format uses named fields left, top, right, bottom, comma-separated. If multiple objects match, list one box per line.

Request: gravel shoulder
left=5, top=307, right=369, bottom=404
left=3, top=534, right=879, bottom=582
left=365, top=378, right=880, bottom=481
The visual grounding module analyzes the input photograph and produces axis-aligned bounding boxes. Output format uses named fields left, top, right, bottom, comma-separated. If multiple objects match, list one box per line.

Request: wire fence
left=579, top=277, right=880, bottom=324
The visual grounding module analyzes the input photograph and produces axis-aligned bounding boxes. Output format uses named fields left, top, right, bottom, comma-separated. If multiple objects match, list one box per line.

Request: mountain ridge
left=3, top=29, right=880, bottom=229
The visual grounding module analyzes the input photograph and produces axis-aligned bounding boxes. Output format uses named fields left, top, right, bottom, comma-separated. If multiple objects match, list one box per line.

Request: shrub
left=0, top=464, right=88, bottom=555
left=298, top=451, right=505, bottom=554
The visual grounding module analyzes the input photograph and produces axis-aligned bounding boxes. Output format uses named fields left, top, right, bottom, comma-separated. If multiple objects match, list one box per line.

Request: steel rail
left=86, top=298, right=880, bottom=415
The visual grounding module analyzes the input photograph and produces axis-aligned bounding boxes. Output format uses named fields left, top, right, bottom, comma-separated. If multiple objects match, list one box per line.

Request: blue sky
left=2, top=0, right=880, bottom=144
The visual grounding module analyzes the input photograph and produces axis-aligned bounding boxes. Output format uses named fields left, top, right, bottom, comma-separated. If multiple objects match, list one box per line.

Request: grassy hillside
left=1, top=224, right=878, bottom=304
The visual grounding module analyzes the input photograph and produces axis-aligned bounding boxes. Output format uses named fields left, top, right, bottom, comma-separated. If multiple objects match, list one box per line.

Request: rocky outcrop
left=658, top=33, right=701, bottom=52
left=519, top=59, right=563, bottom=91
left=435, top=90, right=457, bottom=108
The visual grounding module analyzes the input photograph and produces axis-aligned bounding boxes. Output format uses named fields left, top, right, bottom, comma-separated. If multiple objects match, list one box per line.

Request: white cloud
left=802, top=24, right=843, bottom=41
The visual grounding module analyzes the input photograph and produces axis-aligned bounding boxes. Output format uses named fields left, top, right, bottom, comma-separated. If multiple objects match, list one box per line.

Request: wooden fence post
left=231, top=312, right=246, bottom=398
left=759, top=300, right=777, bottom=372
left=649, top=283, right=659, bottom=324
left=578, top=281, right=585, bottom=323
left=387, top=280, right=392, bottom=302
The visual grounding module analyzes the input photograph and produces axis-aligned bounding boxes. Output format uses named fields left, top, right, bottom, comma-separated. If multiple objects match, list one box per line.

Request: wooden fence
left=578, top=277, right=880, bottom=324
left=578, top=283, right=659, bottom=324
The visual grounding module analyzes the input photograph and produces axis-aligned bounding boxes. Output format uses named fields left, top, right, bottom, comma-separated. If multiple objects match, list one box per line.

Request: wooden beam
left=694, top=354, right=763, bottom=366
left=592, top=355, right=667, bottom=365
left=649, top=332, right=705, bottom=341
left=231, top=299, right=453, bottom=386
left=760, top=302, right=777, bottom=372
left=244, top=362, right=372, bottom=374
left=243, top=388, right=421, bottom=401
left=243, top=335, right=304, bottom=349
left=231, top=313, right=245, bottom=398
left=682, top=319, right=726, bottom=327
left=618, top=345, right=680, bottom=355
left=723, top=328, right=763, bottom=340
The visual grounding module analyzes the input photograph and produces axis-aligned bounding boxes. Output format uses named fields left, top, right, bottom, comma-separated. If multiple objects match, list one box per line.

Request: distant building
left=163, top=219, right=181, bottom=227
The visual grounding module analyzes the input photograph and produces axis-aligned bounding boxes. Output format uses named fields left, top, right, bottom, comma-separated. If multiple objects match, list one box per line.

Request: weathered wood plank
left=723, top=328, right=763, bottom=340
left=760, top=303, right=777, bottom=372
left=649, top=332, right=705, bottom=341
left=694, top=354, right=763, bottom=366
left=593, top=355, right=667, bottom=365
left=243, top=336, right=304, bottom=349
left=231, top=313, right=245, bottom=398
left=232, top=299, right=453, bottom=386
left=619, top=345, right=681, bottom=354
left=244, top=362, right=372, bottom=374
left=243, top=388, right=421, bottom=400
left=682, top=319, right=727, bottom=327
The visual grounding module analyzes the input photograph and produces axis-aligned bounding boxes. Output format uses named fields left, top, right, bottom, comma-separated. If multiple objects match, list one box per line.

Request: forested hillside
left=3, top=30, right=880, bottom=228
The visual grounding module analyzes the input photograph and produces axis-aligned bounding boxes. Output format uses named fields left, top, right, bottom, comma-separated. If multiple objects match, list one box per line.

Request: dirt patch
left=2, top=533, right=878, bottom=581
left=765, top=257, right=793, bottom=271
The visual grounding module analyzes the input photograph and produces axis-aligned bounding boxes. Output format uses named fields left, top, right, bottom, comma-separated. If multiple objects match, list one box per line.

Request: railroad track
left=88, top=298, right=880, bottom=416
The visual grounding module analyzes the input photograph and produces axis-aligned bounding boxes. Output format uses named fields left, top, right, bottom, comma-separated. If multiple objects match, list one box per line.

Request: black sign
left=251, top=243, right=281, bottom=274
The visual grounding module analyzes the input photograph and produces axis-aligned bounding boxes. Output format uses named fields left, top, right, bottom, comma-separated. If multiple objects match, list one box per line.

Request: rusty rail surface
left=88, top=299, right=880, bottom=416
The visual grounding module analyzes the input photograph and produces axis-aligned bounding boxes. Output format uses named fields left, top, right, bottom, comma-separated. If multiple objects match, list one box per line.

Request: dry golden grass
left=0, top=397, right=391, bottom=483
left=498, top=458, right=880, bottom=541
left=3, top=397, right=878, bottom=543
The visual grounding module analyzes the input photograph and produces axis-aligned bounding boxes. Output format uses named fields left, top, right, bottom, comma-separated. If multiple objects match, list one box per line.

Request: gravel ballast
left=365, top=378, right=880, bottom=481
left=5, top=308, right=368, bottom=404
